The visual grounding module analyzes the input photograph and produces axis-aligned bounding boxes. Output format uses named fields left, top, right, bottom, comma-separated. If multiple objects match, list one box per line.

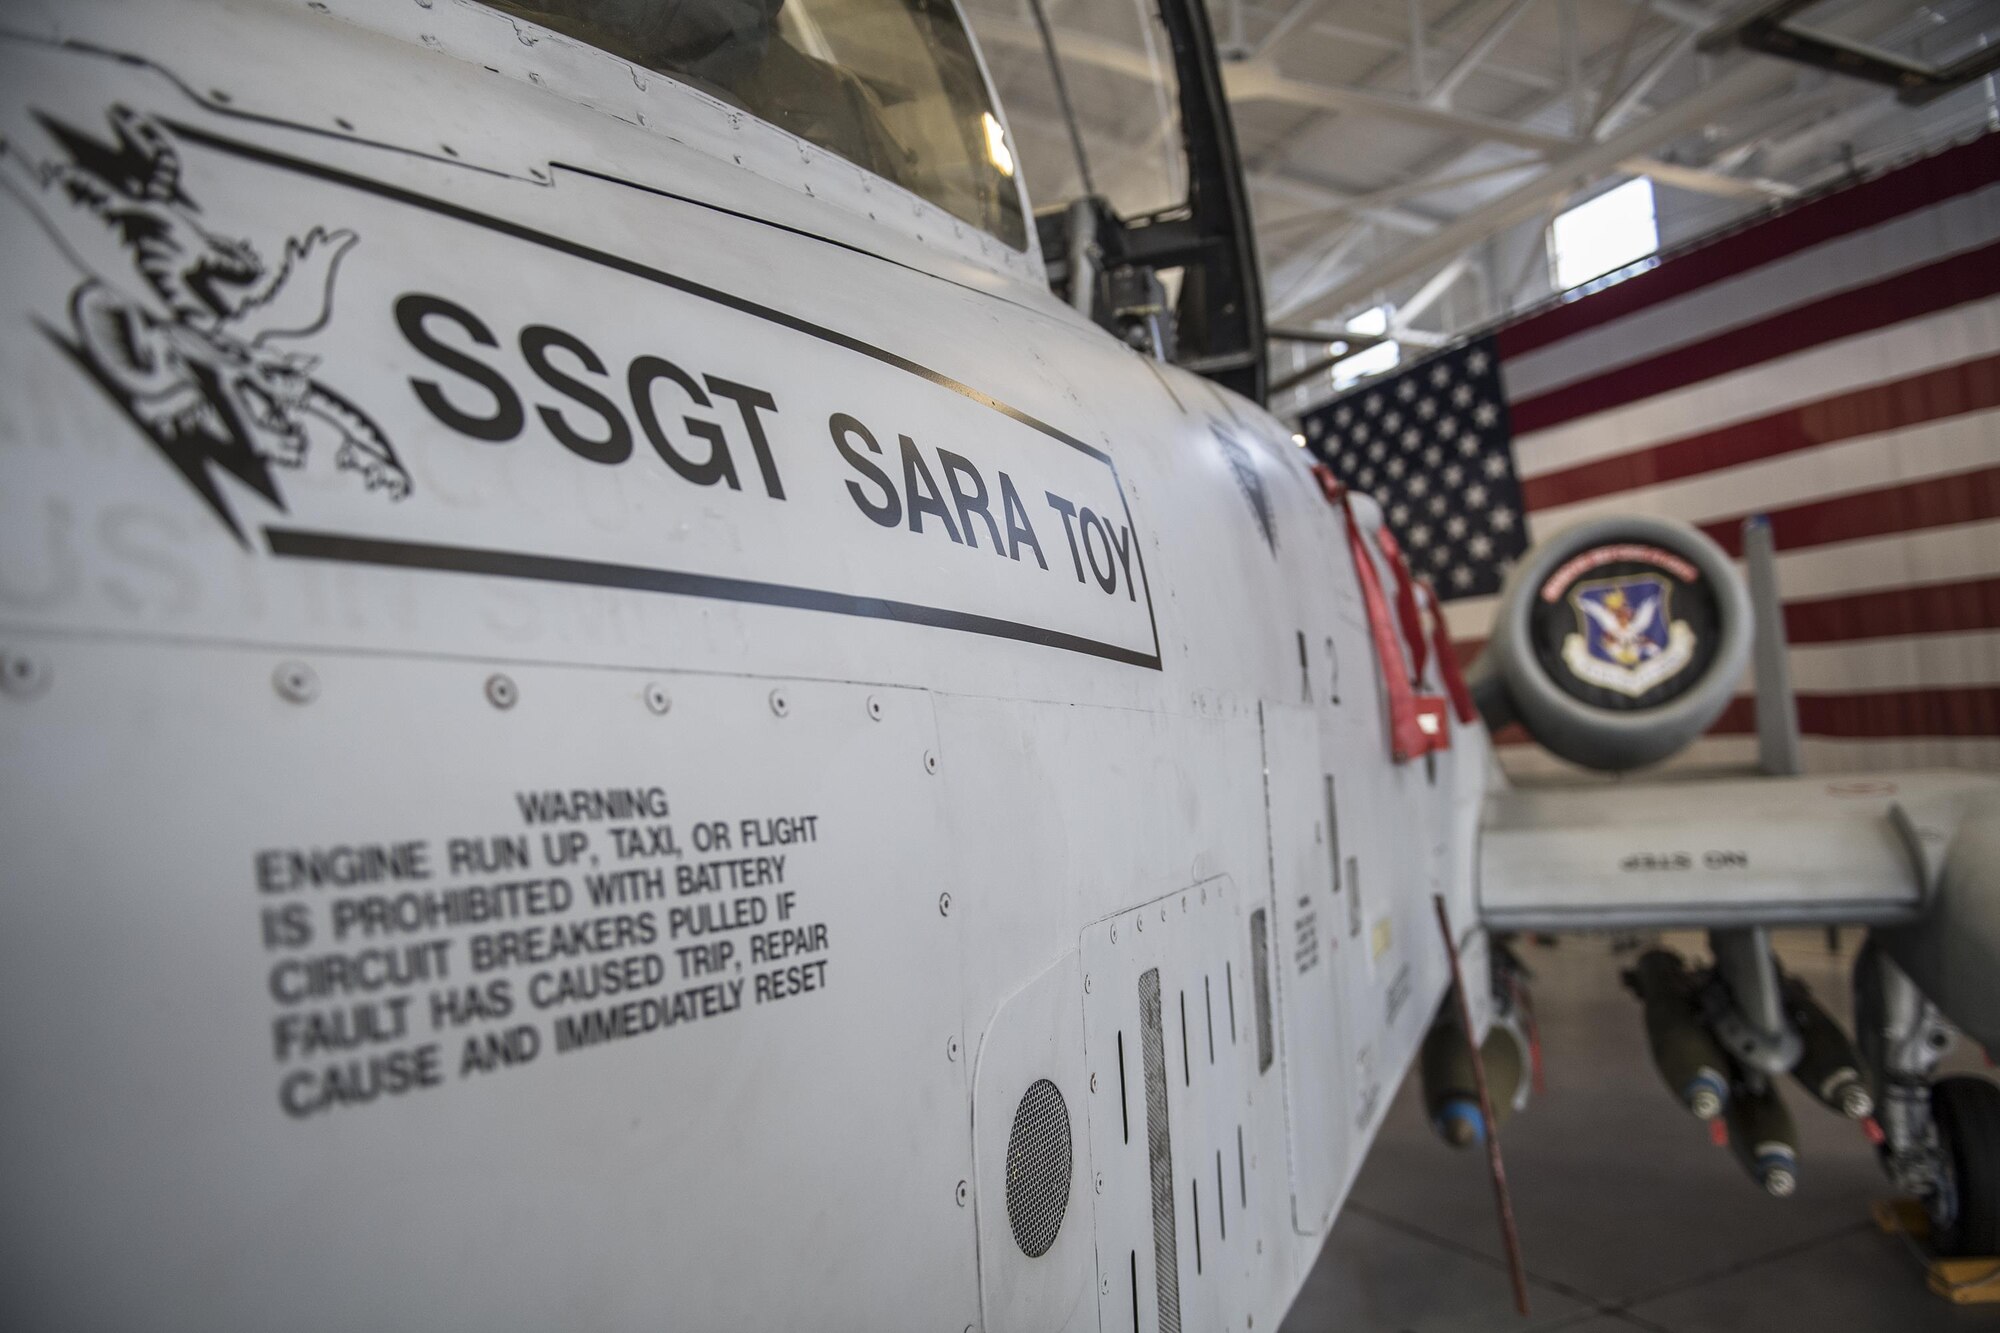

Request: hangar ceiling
left=962, top=0, right=2000, bottom=407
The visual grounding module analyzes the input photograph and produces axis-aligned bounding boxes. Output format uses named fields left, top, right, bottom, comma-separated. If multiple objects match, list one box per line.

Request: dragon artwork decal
left=2, top=105, right=409, bottom=542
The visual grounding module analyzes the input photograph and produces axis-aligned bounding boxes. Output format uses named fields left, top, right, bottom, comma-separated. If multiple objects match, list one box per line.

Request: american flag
left=1301, top=130, right=2000, bottom=776
left=1304, top=337, right=1528, bottom=600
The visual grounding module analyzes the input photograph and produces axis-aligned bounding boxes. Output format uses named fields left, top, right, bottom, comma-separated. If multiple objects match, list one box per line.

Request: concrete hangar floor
left=1280, top=931, right=1991, bottom=1332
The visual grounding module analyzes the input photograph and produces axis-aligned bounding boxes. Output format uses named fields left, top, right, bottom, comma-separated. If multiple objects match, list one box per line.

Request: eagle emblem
left=1562, top=575, right=1696, bottom=697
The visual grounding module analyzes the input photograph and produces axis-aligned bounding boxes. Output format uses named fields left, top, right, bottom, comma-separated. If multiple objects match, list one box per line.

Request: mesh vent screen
left=1005, top=1078, right=1073, bottom=1258
left=1139, top=968, right=1183, bottom=1332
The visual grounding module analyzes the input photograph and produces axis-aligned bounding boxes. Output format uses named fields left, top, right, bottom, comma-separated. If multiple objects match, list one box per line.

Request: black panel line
left=1179, top=990, right=1191, bottom=1088
left=1118, top=1029, right=1130, bottom=1146
left=1192, top=1177, right=1203, bottom=1275
left=264, top=529, right=1161, bottom=669
left=1204, top=975, right=1215, bottom=1066
left=1215, top=1150, right=1227, bottom=1241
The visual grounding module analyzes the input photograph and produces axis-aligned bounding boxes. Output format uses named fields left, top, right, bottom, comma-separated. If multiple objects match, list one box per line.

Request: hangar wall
left=1303, top=130, right=2000, bottom=777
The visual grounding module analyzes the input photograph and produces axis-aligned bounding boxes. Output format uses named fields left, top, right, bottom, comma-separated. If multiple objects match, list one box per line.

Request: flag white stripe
left=1765, top=517, right=2000, bottom=600
left=1500, top=183, right=2000, bottom=402
left=1508, top=296, right=2000, bottom=481
left=1444, top=594, right=1498, bottom=640
left=1714, top=630, right=2000, bottom=695
left=1787, top=630, right=2000, bottom=692
left=1524, top=409, right=2000, bottom=536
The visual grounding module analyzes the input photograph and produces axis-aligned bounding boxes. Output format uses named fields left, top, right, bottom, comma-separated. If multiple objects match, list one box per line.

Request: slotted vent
left=1005, top=1078, right=1074, bottom=1258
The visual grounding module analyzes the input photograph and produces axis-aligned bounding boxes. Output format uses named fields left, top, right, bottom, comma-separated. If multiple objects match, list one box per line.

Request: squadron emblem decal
left=4, top=106, right=409, bottom=543
left=1561, top=574, right=1696, bottom=698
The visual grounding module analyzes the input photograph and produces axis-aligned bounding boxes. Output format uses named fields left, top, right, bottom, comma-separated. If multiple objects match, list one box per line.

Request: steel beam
left=1390, top=254, right=1472, bottom=332
left=1594, top=27, right=1701, bottom=139
left=1286, top=57, right=1787, bottom=322
left=1426, top=0, right=1541, bottom=109
left=974, top=17, right=1575, bottom=152
left=1222, top=58, right=1574, bottom=152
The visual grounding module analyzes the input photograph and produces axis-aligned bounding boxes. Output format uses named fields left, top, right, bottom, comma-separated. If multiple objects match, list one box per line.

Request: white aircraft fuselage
left=0, top=3, right=1491, bottom=1328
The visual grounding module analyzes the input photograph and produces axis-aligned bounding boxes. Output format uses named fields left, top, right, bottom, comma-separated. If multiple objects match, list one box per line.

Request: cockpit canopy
left=480, top=0, right=1028, bottom=250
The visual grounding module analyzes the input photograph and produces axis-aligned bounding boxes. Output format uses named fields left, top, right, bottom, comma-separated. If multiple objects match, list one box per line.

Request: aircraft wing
left=1478, top=770, right=2000, bottom=932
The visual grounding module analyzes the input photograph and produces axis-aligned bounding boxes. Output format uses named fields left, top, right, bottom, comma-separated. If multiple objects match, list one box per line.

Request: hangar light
left=1551, top=177, right=1658, bottom=293
left=1331, top=305, right=1399, bottom=390
left=982, top=112, right=1015, bottom=178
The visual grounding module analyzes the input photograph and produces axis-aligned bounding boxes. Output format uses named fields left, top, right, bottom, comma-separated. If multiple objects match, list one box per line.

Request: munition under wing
left=1726, top=1079, right=1800, bottom=1198
left=1784, top=975, right=1875, bottom=1121
left=1623, top=945, right=1887, bottom=1201
left=1627, top=950, right=1732, bottom=1122
left=1419, top=1004, right=1530, bottom=1147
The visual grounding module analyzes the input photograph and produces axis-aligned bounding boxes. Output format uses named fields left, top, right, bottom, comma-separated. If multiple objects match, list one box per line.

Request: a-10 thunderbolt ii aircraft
left=1, top=0, right=1996, bottom=1328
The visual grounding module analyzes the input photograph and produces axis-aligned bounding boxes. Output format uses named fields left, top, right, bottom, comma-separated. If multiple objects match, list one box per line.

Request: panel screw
left=1110, top=924, right=1118, bottom=943
left=1083, top=975, right=1092, bottom=994
left=769, top=689, right=789, bottom=717
left=1136, top=915, right=1144, bottom=933
left=938, top=892, right=951, bottom=917
left=2, top=651, right=51, bottom=700
left=924, top=750, right=939, bottom=774
left=946, top=1036, right=960, bottom=1062
left=644, top=682, right=671, bottom=715
left=272, top=660, right=317, bottom=705
left=866, top=694, right=883, bottom=720
left=1095, top=1173, right=1104, bottom=1194
left=485, top=673, right=517, bottom=709
left=1089, top=1072, right=1097, bottom=1093
left=1101, top=1277, right=1110, bottom=1294
left=955, top=1180, right=968, bottom=1207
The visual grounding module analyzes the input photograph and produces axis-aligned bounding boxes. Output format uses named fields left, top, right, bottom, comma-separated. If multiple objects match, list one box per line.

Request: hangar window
left=479, top=0, right=1028, bottom=251
left=1329, top=306, right=1398, bottom=390
left=1550, top=177, right=1658, bottom=294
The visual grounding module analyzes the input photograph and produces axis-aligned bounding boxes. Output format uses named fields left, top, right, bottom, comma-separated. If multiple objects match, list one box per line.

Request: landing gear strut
left=1856, top=938, right=1999, bottom=1257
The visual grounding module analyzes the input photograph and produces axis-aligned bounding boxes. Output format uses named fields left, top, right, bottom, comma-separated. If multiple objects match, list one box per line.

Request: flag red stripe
left=1520, top=353, right=2000, bottom=511
left=1786, top=687, right=2000, bottom=738
left=1507, top=238, right=2000, bottom=436
left=1697, top=465, right=2000, bottom=557
left=1785, top=575, right=2000, bottom=644
left=1496, top=132, right=2000, bottom=361
left=1493, top=685, right=2000, bottom=745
